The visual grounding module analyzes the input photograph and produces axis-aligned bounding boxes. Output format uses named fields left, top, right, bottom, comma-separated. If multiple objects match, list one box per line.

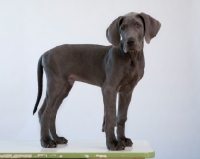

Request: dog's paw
left=118, top=137, right=133, bottom=147
left=55, top=137, right=68, bottom=144
left=124, top=138, right=133, bottom=147
left=41, top=139, right=57, bottom=148
left=106, top=140, right=125, bottom=151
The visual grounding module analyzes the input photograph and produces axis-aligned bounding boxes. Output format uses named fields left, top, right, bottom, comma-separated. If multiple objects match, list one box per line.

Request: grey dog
left=33, top=12, right=161, bottom=151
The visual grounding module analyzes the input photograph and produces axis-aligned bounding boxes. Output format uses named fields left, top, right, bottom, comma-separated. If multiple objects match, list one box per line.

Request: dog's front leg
left=117, top=91, right=133, bottom=147
left=102, top=86, right=125, bottom=151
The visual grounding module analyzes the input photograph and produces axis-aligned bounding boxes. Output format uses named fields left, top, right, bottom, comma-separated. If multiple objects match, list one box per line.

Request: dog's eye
left=136, top=23, right=141, bottom=28
left=121, top=26, right=125, bottom=30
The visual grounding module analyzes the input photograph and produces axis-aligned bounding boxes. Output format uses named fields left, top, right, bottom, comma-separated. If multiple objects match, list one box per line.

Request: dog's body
left=33, top=12, right=161, bottom=150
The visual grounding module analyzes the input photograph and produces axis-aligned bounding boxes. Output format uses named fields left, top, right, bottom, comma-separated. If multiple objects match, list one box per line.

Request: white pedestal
left=0, top=140, right=155, bottom=159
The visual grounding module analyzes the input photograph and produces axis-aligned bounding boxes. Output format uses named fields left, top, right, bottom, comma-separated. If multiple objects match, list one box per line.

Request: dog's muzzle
left=123, top=39, right=142, bottom=53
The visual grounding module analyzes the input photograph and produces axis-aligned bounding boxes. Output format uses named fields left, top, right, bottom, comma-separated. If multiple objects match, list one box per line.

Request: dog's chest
left=118, top=56, right=144, bottom=92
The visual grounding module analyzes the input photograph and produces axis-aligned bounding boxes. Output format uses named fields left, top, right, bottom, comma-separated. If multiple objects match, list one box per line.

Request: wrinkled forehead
left=122, top=12, right=143, bottom=25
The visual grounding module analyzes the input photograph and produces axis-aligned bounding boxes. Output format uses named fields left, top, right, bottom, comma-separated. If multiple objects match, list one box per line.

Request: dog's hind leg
left=49, top=81, right=73, bottom=144
left=40, top=79, right=68, bottom=148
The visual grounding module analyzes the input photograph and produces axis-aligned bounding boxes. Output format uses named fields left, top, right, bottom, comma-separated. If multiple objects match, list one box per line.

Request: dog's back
left=42, top=44, right=112, bottom=86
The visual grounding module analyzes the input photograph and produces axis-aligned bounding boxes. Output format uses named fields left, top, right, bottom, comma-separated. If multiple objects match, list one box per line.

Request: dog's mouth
left=123, top=44, right=137, bottom=53
left=128, top=49, right=137, bottom=53
left=123, top=43, right=142, bottom=53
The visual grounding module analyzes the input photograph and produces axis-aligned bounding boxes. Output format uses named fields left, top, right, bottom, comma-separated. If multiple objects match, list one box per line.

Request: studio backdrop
left=0, top=0, right=199, bottom=159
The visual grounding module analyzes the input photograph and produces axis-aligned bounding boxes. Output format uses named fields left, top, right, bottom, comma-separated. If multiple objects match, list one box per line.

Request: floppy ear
left=106, top=16, right=124, bottom=46
left=139, top=12, right=161, bottom=44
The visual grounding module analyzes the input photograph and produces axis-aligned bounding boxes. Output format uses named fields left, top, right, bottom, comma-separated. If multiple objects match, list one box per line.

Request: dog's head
left=106, top=12, right=161, bottom=53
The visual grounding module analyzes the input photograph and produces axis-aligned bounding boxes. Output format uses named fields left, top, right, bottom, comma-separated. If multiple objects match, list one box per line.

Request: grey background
left=0, top=0, right=199, bottom=159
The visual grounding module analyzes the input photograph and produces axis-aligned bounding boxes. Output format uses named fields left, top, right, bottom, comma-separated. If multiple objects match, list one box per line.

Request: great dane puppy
left=33, top=12, right=161, bottom=150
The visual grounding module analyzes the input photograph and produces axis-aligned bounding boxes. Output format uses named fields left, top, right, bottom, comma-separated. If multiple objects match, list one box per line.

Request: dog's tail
left=33, top=56, right=43, bottom=115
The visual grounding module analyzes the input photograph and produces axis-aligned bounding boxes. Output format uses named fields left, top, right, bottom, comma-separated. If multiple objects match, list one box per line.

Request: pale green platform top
left=0, top=140, right=155, bottom=158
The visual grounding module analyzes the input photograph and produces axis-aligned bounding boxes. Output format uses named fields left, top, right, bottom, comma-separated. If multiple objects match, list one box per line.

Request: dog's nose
left=127, top=39, right=135, bottom=45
